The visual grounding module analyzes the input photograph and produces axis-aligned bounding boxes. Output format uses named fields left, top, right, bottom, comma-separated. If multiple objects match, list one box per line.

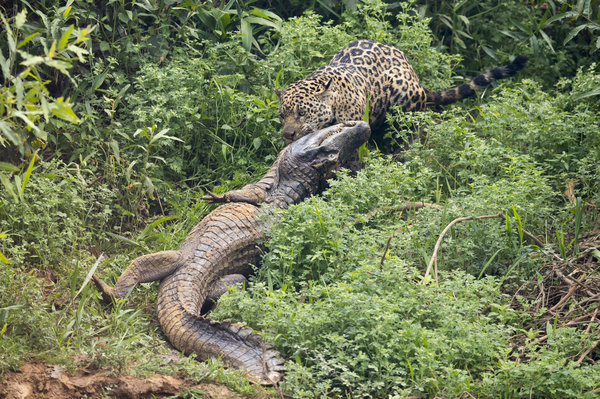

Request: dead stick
left=380, top=235, right=394, bottom=270
left=576, top=339, right=600, bottom=365
left=492, top=215, right=594, bottom=296
left=549, top=274, right=587, bottom=312
left=422, top=212, right=504, bottom=284
left=584, top=308, right=599, bottom=336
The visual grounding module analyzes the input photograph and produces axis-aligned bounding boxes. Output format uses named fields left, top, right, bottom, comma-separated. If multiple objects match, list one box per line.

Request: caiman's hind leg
left=93, top=250, right=184, bottom=300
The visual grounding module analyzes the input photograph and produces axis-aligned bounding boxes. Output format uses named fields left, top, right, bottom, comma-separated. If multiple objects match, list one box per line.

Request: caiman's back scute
left=93, top=122, right=371, bottom=384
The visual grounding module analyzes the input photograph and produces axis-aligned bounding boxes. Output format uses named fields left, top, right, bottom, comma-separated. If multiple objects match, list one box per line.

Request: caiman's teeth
left=318, top=125, right=345, bottom=145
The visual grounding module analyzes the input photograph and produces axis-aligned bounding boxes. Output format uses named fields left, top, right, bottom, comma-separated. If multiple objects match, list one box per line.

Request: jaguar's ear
left=274, top=88, right=284, bottom=100
left=315, top=78, right=335, bottom=99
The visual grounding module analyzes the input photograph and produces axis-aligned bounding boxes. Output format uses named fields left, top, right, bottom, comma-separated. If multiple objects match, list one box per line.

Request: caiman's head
left=288, top=120, right=370, bottom=173
left=270, top=121, right=370, bottom=208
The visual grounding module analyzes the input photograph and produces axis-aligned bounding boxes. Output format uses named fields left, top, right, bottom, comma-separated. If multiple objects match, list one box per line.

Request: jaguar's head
left=275, top=76, right=337, bottom=143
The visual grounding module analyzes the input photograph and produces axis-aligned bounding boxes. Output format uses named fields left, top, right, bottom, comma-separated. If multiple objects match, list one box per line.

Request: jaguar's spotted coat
left=275, top=40, right=527, bottom=142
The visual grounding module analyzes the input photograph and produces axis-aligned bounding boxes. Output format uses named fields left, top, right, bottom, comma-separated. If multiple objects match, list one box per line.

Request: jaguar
left=275, top=39, right=527, bottom=142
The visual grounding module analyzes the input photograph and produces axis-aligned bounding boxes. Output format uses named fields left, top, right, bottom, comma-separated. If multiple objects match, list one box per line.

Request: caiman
left=92, top=121, right=371, bottom=384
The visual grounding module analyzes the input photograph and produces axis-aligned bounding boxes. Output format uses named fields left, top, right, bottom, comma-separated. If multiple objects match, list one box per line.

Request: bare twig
left=549, top=273, right=587, bottom=312
left=380, top=235, right=394, bottom=270
left=422, top=212, right=504, bottom=284
left=584, top=307, right=599, bottom=336
left=576, top=339, right=600, bottom=365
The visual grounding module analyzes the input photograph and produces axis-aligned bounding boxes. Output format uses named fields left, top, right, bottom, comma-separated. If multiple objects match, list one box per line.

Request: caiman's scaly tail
left=157, top=278, right=285, bottom=385
left=425, top=55, right=528, bottom=106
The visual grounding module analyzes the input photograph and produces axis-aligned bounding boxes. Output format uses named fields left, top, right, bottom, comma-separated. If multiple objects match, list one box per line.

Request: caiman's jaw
left=289, top=121, right=371, bottom=172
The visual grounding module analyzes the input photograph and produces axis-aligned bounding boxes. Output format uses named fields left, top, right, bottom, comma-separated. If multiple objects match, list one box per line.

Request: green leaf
left=126, top=160, right=137, bottom=181
left=0, top=50, right=10, bottom=80
left=499, top=30, right=521, bottom=41
left=544, top=11, right=579, bottom=26
left=118, top=12, right=129, bottom=23
left=512, top=206, right=523, bottom=245
left=150, top=128, right=174, bottom=144
left=51, top=98, right=79, bottom=123
left=573, top=87, right=600, bottom=100
left=221, top=143, right=228, bottom=160
left=0, top=16, right=11, bottom=55
left=59, top=25, right=74, bottom=51
left=253, top=137, right=261, bottom=149
left=63, top=5, right=72, bottom=18
left=249, top=8, right=282, bottom=22
left=15, top=9, right=27, bottom=29
left=48, top=39, right=57, bottom=58
left=143, top=175, right=155, bottom=197
left=245, top=16, right=280, bottom=30
left=74, top=254, right=103, bottom=299
left=0, top=162, right=19, bottom=172
left=458, top=15, right=470, bottom=27
left=92, top=71, right=107, bottom=90
left=20, top=54, right=45, bottom=67
left=17, top=32, right=40, bottom=49
left=14, top=175, right=23, bottom=202
left=13, top=111, right=42, bottom=135
left=0, top=174, right=18, bottom=201
left=46, top=59, right=72, bottom=76
left=481, top=46, right=497, bottom=60
left=106, top=232, right=143, bottom=248
left=110, top=139, right=120, bottom=163
left=0, top=121, right=20, bottom=147
left=21, top=151, right=37, bottom=195
left=15, top=77, right=24, bottom=109
left=539, top=30, right=555, bottom=53
left=66, top=44, right=89, bottom=62
left=240, top=18, right=252, bottom=52
left=563, top=24, right=590, bottom=45
left=358, top=142, right=369, bottom=163
left=138, top=216, right=179, bottom=240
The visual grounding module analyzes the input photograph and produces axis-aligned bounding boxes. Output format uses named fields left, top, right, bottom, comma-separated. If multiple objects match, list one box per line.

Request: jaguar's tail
left=425, top=55, right=528, bottom=107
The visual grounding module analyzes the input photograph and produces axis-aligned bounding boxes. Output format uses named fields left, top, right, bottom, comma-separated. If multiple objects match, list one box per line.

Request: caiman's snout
left=319, top=120, right=370, bottom=147
left=290, top=121, right=370, bottom=172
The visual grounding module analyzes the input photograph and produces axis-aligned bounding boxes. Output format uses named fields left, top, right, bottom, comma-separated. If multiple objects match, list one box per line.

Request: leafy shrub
left=213, top=150, right=598, bottom=396
left=216, top=255, right=598, bottom=397
left=118, top=42, right=280, bottom=186
left=0, top=159, right=116, bottom=268
left=211, top=72, right=600, bottom=396
left=263, top=0, right=460, bottom=90
left=0, top=7, right=91, bottom=156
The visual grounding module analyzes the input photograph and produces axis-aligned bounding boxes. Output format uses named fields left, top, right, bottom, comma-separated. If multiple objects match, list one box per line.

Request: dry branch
left=422, top=212, right=504, bottom=284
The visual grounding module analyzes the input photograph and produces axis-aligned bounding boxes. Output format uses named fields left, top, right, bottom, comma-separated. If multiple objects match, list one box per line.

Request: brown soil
left=0, top=363, right=258, bottom=399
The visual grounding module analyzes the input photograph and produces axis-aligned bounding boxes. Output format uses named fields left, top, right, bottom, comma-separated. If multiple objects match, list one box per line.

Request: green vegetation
left=1, top=0, right=599, bottom=397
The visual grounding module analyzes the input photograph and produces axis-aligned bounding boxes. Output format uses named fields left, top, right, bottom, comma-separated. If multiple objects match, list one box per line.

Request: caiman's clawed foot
left=91, top=274, right=115, bottom=304
left=201, top=189, right=229, bottom=204
left=201, top=189, right=261, bottom=205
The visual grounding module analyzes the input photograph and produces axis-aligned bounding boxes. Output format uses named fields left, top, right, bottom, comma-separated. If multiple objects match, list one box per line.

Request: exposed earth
left=0, top=363, right=269, bottom=399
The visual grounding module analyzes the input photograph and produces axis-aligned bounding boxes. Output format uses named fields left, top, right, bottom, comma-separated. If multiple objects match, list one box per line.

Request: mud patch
left=0, top=363, right=248, bottom=398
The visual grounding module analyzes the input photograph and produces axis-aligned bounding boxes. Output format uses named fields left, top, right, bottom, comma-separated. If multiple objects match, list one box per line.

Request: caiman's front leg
left=93, top=250, right=184, bottom=299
